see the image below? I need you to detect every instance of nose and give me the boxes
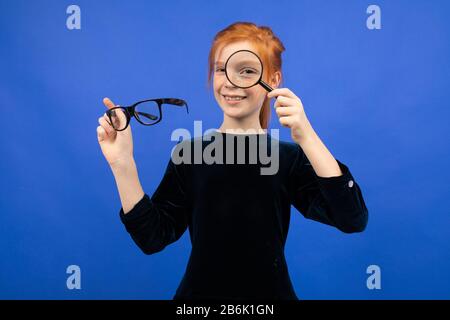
[224,76,238,89]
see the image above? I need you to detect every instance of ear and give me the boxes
[270,71,282,89]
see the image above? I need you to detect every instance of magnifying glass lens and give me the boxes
[225,51,263,88]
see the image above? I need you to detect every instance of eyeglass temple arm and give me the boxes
[159,99,189,114]
[135,111,159,120]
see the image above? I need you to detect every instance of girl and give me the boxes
[97,22,368,300]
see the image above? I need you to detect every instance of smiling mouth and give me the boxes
[222,95,247,101]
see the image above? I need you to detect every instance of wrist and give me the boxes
[294,119,316,146]
[109,155,136,172]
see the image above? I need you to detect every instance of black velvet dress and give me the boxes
[119,131,368,300]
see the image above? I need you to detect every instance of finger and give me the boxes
[103,97,117,110]
[267,88,296,99]
[106,107,128,131]
[274,96,297,109]
[99,116,114,136]
[275,106,299,117]
[102,113,112,126]
[97,126,106,142]
[279,115,295,128]
[101,112,115,128]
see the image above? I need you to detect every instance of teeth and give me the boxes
[224,95,245,101]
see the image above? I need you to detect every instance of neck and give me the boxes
[218,114,265,134]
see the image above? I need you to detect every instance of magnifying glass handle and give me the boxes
[259,80,274,92]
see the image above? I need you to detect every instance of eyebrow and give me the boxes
[214,61,224,66]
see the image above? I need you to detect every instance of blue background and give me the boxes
[1,0,449,299]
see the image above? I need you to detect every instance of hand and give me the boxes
[96,97,134,167]
[267,88,313,144]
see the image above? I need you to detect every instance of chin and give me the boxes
[220,103,250,117]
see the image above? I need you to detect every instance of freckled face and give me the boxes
[213,41,268,121]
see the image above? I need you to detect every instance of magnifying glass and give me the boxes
[224,49,274,92]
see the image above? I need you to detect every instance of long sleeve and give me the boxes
[119,158,190,254]
[288,144,368,233]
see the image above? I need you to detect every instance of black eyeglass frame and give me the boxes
[105,98,189,131]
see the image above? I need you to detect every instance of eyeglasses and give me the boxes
[105,98,189,131]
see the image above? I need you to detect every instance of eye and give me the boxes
[215,67,225,72]
[240,68,257,75]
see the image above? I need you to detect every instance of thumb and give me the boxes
[97,126,106,143]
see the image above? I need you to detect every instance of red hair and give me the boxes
[208,22,285,129]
